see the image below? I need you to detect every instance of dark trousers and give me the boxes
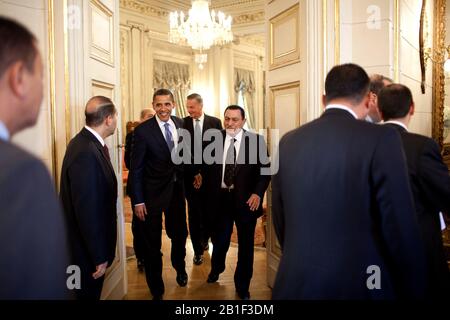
[75,260,105,300]
[138,183,188,296]
[131,208,146,262]
[210,189,257,293]
[185,184,212,255]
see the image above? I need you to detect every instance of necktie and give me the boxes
[194,119,202,163]
[164,122,174,151]
[103,144,111,162]
[224,138,236,187]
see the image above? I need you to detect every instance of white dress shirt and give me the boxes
[325,104,358,119]
[192,113,204,134]
[0,120,10,141]
[383,120,408,131]
[84,125,105,146]
[221,129,243,188]
[156,115,178,148]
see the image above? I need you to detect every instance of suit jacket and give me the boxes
[385,123,450,296]
[0,140,72,299]
[130,116,184,210]
[272,108,427,299]
[210,130,271,218]
[124,130,133,198]
[183,114,223,189]
[124,130,133,171]
[60,128,118,270]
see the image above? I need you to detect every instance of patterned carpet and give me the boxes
[123,196,266,247]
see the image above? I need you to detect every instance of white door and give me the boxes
[64,0,126,299]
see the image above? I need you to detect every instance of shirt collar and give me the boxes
[0,120,10,141]
[156,115,174,128]
[194,113,204,122]
[226,128,244,142]
[84,125,105,146]
[383,120,408,132]
[325,104,358,119]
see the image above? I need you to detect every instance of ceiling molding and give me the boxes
[122,0,265,25]
[233,11,264,24]
[120,0,170,18]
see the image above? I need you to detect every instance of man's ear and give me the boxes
[363,92,371,110]
[409,102,415,116]
[322,95,326,108]
[7,61,27,98]
[105,114,113,126]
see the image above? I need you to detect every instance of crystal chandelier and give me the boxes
[169,0,233,67]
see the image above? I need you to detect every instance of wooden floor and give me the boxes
[123,222,272,300]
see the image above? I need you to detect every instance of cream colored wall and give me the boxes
[0,0,55,172]
[338,0,434,136]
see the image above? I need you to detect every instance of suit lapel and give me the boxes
[81,128,117,188]
[149,117,171,155]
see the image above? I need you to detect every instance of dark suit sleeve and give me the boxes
[130,126,147,205]
[253,134,271,198]
[124,132,132,170]
[272,165,284,249]
[372,128,427,298]
[418,139,450,212]
[0,158,72,299]
[214,117,223,130]
[67,151,109,266]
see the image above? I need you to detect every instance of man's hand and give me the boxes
[246,194,261,211]
[193,173,202,189]
[92,261,108,279]
[134,204,147,221]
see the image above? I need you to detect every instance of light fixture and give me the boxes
[194,53,207,70]
[169,0,233,68]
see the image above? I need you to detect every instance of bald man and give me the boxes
[60,96,118,300]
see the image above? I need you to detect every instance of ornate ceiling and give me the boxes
[120,0,265,41]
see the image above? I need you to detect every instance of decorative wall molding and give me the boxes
[211,0,264,9]
[269,4,300,70]
[234,11,265,24]
[120,0,169,18]
[238,34,265,47]
[91,79,115,98]
[90,0,115,66]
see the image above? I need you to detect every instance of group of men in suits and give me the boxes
[2,17,449,301]
[272,63,450,299]
[127,89,270,300]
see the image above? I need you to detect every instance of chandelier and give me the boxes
[169,0,233,67]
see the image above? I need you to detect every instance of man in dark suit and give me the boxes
[124,107,155,271]
[272,63,427,299]
[130,88,188,300]
[378,83,450,299]
[0,17,71,299]
[183,93,222,265]
[60,96,118,300]
[207,105,271,300]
